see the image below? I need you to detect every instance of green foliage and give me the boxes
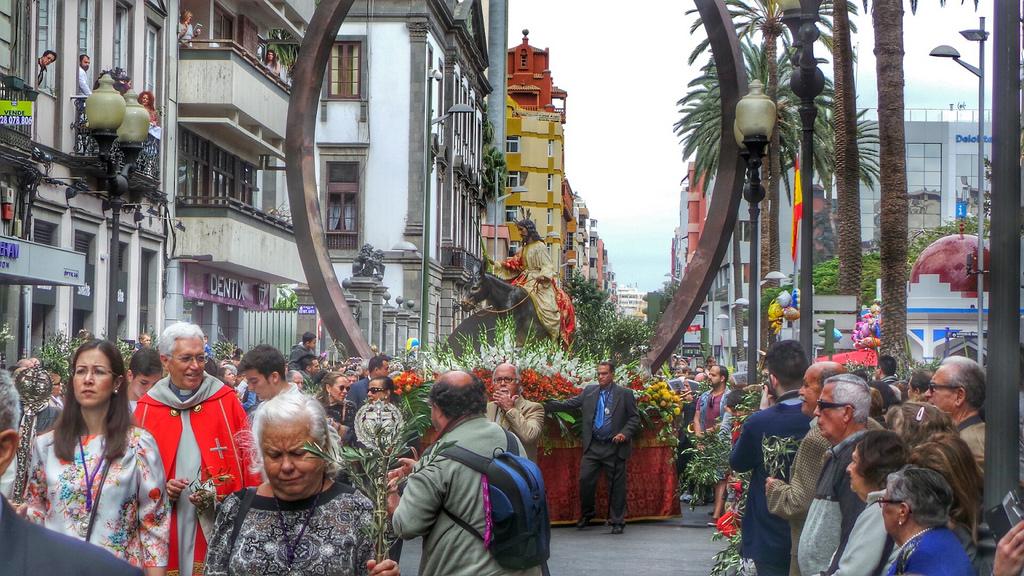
[37,333,84,384]
[563,272,653,363]
[212,339,236,362]
[813,252,881,305]
[272,286,298,310]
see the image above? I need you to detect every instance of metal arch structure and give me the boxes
[285,0,371,358]
[286,0,746,366]
[643,0,748,370]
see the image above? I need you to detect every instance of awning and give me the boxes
[0,236,85,286]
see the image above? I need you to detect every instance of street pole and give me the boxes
[493,165,500,262]
[782,0,826,360]
[107,188,123,341]
[974,16,986,365]
[984,0,1019,509]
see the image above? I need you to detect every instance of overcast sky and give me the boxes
[506,0,993,292]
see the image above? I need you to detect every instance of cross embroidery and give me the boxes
[210,438,228,460]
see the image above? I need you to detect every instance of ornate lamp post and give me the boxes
[781,0,825,358]
[930,18,988,364]
[735,80,777,386]
[84,75,149,341]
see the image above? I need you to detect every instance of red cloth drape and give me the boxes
[536,430,680,524]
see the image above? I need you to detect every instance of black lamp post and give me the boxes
[781,0,825,359]
[84,75,149,341]
[736,80,778,387]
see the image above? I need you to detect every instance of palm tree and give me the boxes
[872,0,909,360]
[830,0,864,299]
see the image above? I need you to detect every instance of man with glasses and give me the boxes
[545,361,639,534]
[486,363,545,461]
[796,374,871,576]
[135,322,261,576]
[925,355,986,468]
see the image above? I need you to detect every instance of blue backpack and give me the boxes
[442,430,551,572]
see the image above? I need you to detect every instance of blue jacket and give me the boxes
[729,394,812,565]
[886,526,974,576]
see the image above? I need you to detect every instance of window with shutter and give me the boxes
[328,42,361,99]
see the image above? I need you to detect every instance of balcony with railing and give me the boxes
[177,193,293,233]
[441,246,483,278]
[178,40,291,159]
[71,98,161,182]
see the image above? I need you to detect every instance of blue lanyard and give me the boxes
[78,437,105,512]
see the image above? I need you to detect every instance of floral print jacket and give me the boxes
[26,427,171,568]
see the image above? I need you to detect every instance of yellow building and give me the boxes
[503,96,565,270]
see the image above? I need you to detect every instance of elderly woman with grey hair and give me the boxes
[880,466,973,576]
[203,392,399,575]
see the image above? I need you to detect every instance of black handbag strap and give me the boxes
[84,460,111,542]
[228,488,258,552]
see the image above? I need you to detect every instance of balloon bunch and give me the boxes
[853,301,883,349]
[768,288,801,334]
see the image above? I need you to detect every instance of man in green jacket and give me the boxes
[389,371,541,576]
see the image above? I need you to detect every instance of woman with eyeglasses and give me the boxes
[24,339,171,574]
[879,466,973,576]
[827,430,907,575]
[908,433,983,562]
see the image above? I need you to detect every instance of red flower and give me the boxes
[148,487,161,501]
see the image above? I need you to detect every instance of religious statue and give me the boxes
[450,219,576,352]
[11,367,51,502]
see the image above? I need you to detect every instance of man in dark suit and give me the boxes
[350,354,390,410]
[730,340,812,576]
[545,360,640,534]
[0,370,141,576]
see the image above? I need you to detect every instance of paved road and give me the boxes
[398,504,726,575]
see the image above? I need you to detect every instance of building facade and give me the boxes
[315,0,490,344]
[0,0,179,359]
[858,113,992,248]
[162,0,314,345]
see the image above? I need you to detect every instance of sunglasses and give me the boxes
[816,399,852,411]
[369,387,386,394]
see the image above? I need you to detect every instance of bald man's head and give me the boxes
[800,361,846,417]
[430,370,487,420]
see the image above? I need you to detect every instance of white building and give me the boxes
[315,0,490,343]
[617,284,645,319]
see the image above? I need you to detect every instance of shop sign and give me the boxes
[0,236,84,286]
[0,100,33,126]
[298,305,317,315]
[183,264,270,310]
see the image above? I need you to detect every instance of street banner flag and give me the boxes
[791,158,802,263]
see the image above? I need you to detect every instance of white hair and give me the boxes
[826,373,872,423]
[159,322,205,355]
[0,371,21,431]
[248,391,341,477]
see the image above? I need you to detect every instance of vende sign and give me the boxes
[686,324,702,333]
[183,264,270,310]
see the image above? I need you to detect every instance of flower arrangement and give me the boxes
[392,370,425,396]
[636,380,683,425]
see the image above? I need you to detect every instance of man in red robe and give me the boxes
[135,323,260,576]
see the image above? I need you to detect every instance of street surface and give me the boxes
[399,504,726,575]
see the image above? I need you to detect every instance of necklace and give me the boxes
[78,437,106,513]
[273,477,325,569]
[893,526,933,574]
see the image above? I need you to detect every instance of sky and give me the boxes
[506,0,994,293]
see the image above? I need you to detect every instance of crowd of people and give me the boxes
[668,341,1024,576]
[3,322,1024,575]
